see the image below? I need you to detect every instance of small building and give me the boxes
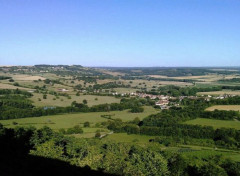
[58,88,69,92]
[155,100,169,106]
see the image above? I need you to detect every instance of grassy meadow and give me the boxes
[0,106,158,130]
[197,90,240,96]
[183,118,240,130]
[206,105,240,111]
[104,133,154,144]
[30,93,121,107]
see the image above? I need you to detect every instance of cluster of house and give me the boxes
[132,93,172,109]
[112,92,129,97]
[202,94,236,101]
[132,93,170,100]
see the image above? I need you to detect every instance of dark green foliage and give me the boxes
[93,82,130,90]
[0,76,11,80]
[13,82,20,86]
[83,121,90,127]
[0,123,239,176]
[130,106,144,113]
[43,94,47,99]
[95,132,101,138]
[201,109,240,120]
[82,99,87,104]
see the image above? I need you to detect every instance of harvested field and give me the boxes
[197,90,240,95]
[0,83,33,90]
[206,105,240,111]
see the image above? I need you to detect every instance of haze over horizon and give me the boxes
[0,0,240,67]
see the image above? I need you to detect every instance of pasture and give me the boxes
[104,133,154,144]
[121,79,192,91]
[206,105,240,111]
[180,146,240,162]
[0,82,33,90]
[197,90,240,95]
[113,88,139,94]
[0,106,158,129]
[30,93,121,107]
[71,128,110,138]
[183,118,240,130]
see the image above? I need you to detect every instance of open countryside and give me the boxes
[1,0,240,175]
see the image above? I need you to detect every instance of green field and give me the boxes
[206,105,240,111]
[30,93,121,107]
[113,87,139,94]
[183,118,240,130]
[179,145,240,162]
[104,133,154,144]
[0,106,158,129]
[71,128,110,138]
[197,90,240,95]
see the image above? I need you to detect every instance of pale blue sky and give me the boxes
[0,0,240,66]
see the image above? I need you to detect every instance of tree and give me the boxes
[43,94,47,99]
[130,106,144,113]
[83,99,88,105]
[30,140,64,159]
[84,121,90,127]
[95,132,101,138]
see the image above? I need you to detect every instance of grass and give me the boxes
[0,106,158,129]
[206,105,240,111]
[183,118,240,130]
[180,146,240,162]
[30,93,121,107]
[103,133,154,144]
[71,128,110,138]
[113,88,139,94]
[197,90,240,95]
[110,106,159,121]
[0,82,33,90]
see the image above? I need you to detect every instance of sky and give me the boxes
[0,0,240,67]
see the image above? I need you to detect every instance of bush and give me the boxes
[43,94,47,99]
[95,132,101,138]
[130,106,144,113]
[83,121,90,127]
[12,121,18,125]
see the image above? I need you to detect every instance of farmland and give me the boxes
[29,93,121,107]
[206,105,240,111]
[197,90,240,95]
[183,118,240,130]
[1,66,240,175]
[0,106,158,129]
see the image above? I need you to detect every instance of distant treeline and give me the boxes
[110,67,240,77]
[0,76,11,80]
[145,85,240,96]
[120,75,196,83]
[93,82,130,90]
[219,78,240,83]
